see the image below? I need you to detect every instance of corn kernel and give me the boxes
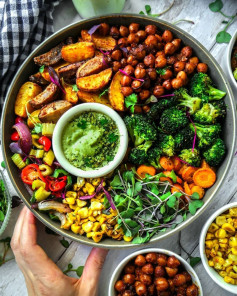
[61,221,72,230]
[77,208,89,219]
[208,223,219,233]
[215,229,226,238]
[82,221,93,233]
[89,216,96,222]
[91,232,103,243]
[66,191,77,199]
[219,238,228,244]
[213,256,225,265]
[230,208,237,217]
[222,223,235,233]
[219,271,227,278]
[208,260,214,267]
[76,199,87,208]
[69,204,77,210]
[98,217,106,224]
[71,224,81,234]
[85,183,95,195]
[92,222,101,232]
[206,233,214,240]
[90,201,103,211]
[92,178,101,186]
[86,232,93,238]
[223,259,233,267]
[79,229,85,235]
[232,247,237,255]
[228,254,237,261]
[65,197,75,205]
[233,265,237,273]
[229,271,237,279]
[229,237,237,247]
[216,216,227,226]
[224,276,235,284]
[214,263,223,270]
[93,210,98,217]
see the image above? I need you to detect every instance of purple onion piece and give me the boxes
[9,141,23,154]
[13,122,32,154]
[102,187,116,210]
[119,69,144,82]
[31,203,38,209]
[48,66,66,94]
[88,24,101,36]
[175,156,195,168]
[79,193,97,200]
[158,93,175,98]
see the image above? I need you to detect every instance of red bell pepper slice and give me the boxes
[21,164,45,185]
[46,176,67,192]
[11,131,20,141]
[38,136,51,152]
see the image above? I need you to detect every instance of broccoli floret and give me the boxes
[203,138,226,167]
[148,96,177,121]
[174,87,202,115]
[128,141,152,164]
[193,101,226,124]
[190,73,226,102]
[160,107,188,134]
[189,122,221,149]
[124,114,157,147]
[174,126,195,151]
[147,146,162,169]
[158,133,175,157]
[179,148,201,167]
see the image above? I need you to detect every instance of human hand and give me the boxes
[11,206,108,296]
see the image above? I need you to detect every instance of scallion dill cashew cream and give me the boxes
[62,111,120,170]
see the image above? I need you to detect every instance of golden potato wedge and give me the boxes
[76,56,106,78]
[61,42,95,63]
[39,100,72,123]
[27,109,41,129]
[77,90,112,107]
[41,61,69,82]
[29,83,59,109]
[81,30,116,51]
[76,68,112,92]
[62,80,78,104]
[15,82,42,118]
[109,71,124,111]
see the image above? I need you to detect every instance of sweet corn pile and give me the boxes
[61,177,126,243]
[205,207,237,285]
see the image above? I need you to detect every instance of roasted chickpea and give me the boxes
[174,61,186,72]
[121,86,133,96]
[132,80,143,92]
[185,62,195,74]
[143,78,151,89]
[165,267,178,277]
[129,23,140,33]
[176,71,188,85]
[140,273,152,286]
[137,62,146,69]
[189,56,199,66]
[135,255,146,267]
[171,77,183,89]
[124,263,135,274]
[155,55,167,68]
[145,25,157,35]
[167,256,181,268]
[121,75,132,86]
[131,47,146,60]
[145,35,158,47]
[121,58,127,67]
[172,38,181,50]
[99,23,110,36]
[115,280,126,292]
[197,62,208,73]
[144,54,155,67]
[145,253,157,264]
[157,254,168,266]
[156,50,166,58]
[141,263,154,275]
[154,266,166,277]
[176,286,187,296]
[134,67,146,79]
[127,55,138,67]
[118,37,128,46]
[186,284,198,296]
[135,267,142,277]
[155,277,169,291]
[123,273,135,285]
[168,278,175,292]
[142,105,151,113]
[110,26,120,39]
[119,25,129,37]
[123,65,134,75]
[153,85,165,97]
[122,291,133,296]
[164,42,176,55]
[112,61,121,72]
[139,89,150,100]
[181,46,193,58]
[173,274,186,286]
[127,33,139,44]
[182,271,192,283]
[136,283,147,296]
[163,79,172,90]
[167,55,177,65]
[155,34,163,43]
[147,68,157,80]
[148,284,155,295]
[135,280,141,287]
[137,30,147,41]
[162,30,173,42]
[160,69,173,80]
[111,49,122,61]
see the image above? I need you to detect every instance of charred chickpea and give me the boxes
[156,51,166,58]
[127,33,139,44]
[123,65,134,75]
[99,23,110,36]
[127,55,138,67]
[163,79,172,90]
[154,266,166,277]
[185,62,195,75]
[173,274,186,286]
[189,56,199,66]
[148,284,155,295]
[143,78,151,89]
[174,61,186,72]
[172,38,181,50]
[155,277,169,291]
[114,280,126,292]
[119,25,129,37]
[161,69,173,80]
[186,284,198,296]
[168,278,175,292]
[137,30,147,41]
[197,62,208,73]
[118,37,128,46]
[144,54,155,67]
[129,23,140,33]
[155,55,167,68]
[157,254,168,267]
[171,77,183,89]
[142,105,151,113]
[140,273,152,286]
[123,274,136,285]
[141,263,154,275]
[164,42,176,55]
[124,263,135,274]
[122,291,133,296]
[110,26,120,39]
[135,280,141,287]
[134,67,146,79]
[165,267,178,277]
[176,71,188,85]
[181,46,193,58]
[145,25,157,35]
[121,87,133,97]
[145,35,158,47]
[135,283,147,296]
[112,61,122,72]
[145,253,157,264]
[135,255,146,267]
[137,62,146,69]
[167,255,181,268]
[121,75,132,86]
[147,68,157,80]
[182,271,192,283]
[176,286,187,295]
[167,55,177,65]
[111,49,122,61]
[121,58,127,67]
[155,34,163,43]
[139,89,150,100]
[153,85,165,97]
[135,267,142,277]
[162,30,173,42]
[133,47,146,60]
[132,80,143,92]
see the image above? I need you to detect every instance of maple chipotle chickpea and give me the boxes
[145,252,157,264]
[121,75,132,86]
[121,86,133,97]
[162,30,173,42]
[197,62,208,73]
[119,25,129,37]
[129,23,140,33]
[110,26,120,39]
[99,23,110,36]
[153,85,165,97]
[145,25,157,35]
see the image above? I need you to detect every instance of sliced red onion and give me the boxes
[9,141,23,154]
[158,93,175,98]
[13,122,32,154]
[120,47,128,54]
[99,49,111,55]
[102,187,116,210]
[79,193,97,200]
[175,156,194,168]
[48,66,66,94]
[88,24,101,36]
[186,111,197,152]
[119,69,144,82]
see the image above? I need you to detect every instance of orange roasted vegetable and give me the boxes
[61,42,95,63]
[137,165,156,179]
[81,30,116,50]
[193,168,216,188]
[109,71,125,111]
[159,156,174,171]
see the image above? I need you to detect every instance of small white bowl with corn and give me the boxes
[199,202,237,294]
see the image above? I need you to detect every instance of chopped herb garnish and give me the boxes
[77,120,87,129]
[125,93,138,113]
[72,84,78,91]
[100,118,109,126]
[63,263,84,277]
[99,88,109,98]
[39,65,45,73]
[31,123,43,134]
[106,155,113,162]
[108,133,119,143]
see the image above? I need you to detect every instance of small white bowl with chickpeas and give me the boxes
[200,202,237,294]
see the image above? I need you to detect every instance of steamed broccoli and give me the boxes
[203,138,226,167]
[193,101,226,124]
[128,141,153,164]
[148,96,177,122]
[160,107,188,134]
[179,148,201,167]
[190,73,226,102]
[158,133,175,157]
[174,126,195,151]
[147,146,162,169]
[124,114,157,147]
[189,122,221,149]
[175,87,202,115]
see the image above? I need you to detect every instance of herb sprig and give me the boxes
[63,263,84,277]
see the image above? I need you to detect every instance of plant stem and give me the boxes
[220,11,236,19]
[223,15,236,32]
[172,19,194,25]
[156,0,175,17]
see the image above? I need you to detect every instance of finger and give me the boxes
[19,206,37,248]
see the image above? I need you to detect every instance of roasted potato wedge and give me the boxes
[29,83,59,109]
[76,68,112,92]
[41,61,69,82]
[27,109,41,129]
[15,82,42,118]
[58,61,84,83]
[29,72,49,86]
[61,42,95,63]
[77,90,112,107]
[81,30,116,51]
[76,56,107,78]
[39,100,72,123]
[34,43,64,66]
[62,80,78,104]
[109,71,124,111]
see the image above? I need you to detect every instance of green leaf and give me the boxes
[106,155,113,162]
[76,266,84,277]
[160,204,166,214]
[189,200,204,215]
[120,209,135,218]
[39,65,45,73]
[110,175,123,188]
[30,192,36,204]
[183,212,187,221]
[125,94,138,113]
[68,263,73,270]
[191,192,200,200]
[0,210,4,222]
[160,191,172,201]
[123,170,135,184]
[99,88,109,98]
[216,30,232,43]
[134,196,143,208]
[108,132,119,143]
[72,84,78,91]
[49,213,59,221]
[169,170,177,183]
[1,161,5,168]
[145,5,151,14]
[77,120,87,129]
[126,187,133,196]
[132,233,150,244]
[134,182,142,195]
[209,0,223,12]
[124,219,138,228]
[100,118,109,126]
[190,256,201,267]
[167,196,176,208]
[32,123,43,134]
[60,238,70,248]
[139,11,145,15]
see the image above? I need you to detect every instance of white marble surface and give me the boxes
[0,0,237,295]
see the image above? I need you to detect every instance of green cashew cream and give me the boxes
[62,111,119,171]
